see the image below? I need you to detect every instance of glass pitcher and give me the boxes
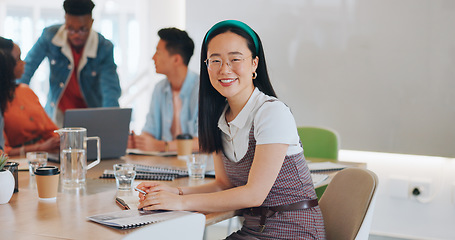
[54,127,100,188]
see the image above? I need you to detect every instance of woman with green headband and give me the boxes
[137,20,325,239]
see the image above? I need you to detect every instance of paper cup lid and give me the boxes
[35,166,60,176]
[176,133,193,140]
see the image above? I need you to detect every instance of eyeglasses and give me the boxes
[66,27,90,35]
[204,55,251,72]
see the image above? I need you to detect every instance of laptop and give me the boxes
[63,107,132,160]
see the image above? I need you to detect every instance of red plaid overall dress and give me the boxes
[224,126,326,239]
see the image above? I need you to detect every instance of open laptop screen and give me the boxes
[63,107,132,160]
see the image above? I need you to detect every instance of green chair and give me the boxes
[297,126,339,162]
[297,126,339,199]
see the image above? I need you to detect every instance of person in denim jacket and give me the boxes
[17,0,121,126]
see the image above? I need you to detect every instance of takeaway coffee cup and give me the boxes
[176,134,193,158]
[35,166,60,200]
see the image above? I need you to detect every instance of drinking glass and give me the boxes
[27,152,48,177]
[186,154,207,180]
[113,164,136,191]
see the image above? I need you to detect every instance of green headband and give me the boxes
[204,20,259,55]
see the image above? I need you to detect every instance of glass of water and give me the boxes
[26,152,48,177]
[186,154,207,180]
[113,163,136,191]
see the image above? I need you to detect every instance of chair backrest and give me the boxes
[122,212,206,240]
[297,126,339,161]
[319,168,378,240]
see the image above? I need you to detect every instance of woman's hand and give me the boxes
[39,136,60,152]
[136,182,183,211]
[136,182,179,196]
[138,190,184,211]
[136,181,181,209]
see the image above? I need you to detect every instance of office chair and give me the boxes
[122,212,206,240]
[297,126,339,161]
[318,168,379,240]
[297,126,339,199]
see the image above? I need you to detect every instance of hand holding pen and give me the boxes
[128,130,136,149]
[135,187,147,197]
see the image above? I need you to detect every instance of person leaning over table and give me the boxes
[0,38,59,157]
[17,0,121,127]
[128,28,199,152]
[136,20,325,239]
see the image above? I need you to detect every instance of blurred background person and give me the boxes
[128,28,199,152]
[0,37,59,156]
[17,0,121,127]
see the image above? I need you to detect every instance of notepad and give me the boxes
[311,173,329,186]
[308,162,348,173]
[100,170,180,181]
[99,164,216,181]
[87,209,196,229]
[134,164,216,178]
[134,164,188,175]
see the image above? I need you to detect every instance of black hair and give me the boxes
[198,25,276,153]
[0,37,13,52]
[63,0,95,16]
[157,28,194,66]
[0,49,16,114]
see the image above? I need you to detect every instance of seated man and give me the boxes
[129,28,198,152]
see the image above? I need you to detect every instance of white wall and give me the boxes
[120,0,187,132]
[186,0,455,158]
[339,151,455,240]
[185,0,455,239]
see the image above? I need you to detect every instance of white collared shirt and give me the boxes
[218,88,303,162]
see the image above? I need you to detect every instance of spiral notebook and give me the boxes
[134,164,216,178]
[308,162,348,173]
[87,209,195,229]
[134,164,189,175]
[100,164,215,181]
[100,170,181,181]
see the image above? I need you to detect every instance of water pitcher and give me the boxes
[55,127,100,188]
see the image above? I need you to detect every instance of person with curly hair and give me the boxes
[0,37,59,156]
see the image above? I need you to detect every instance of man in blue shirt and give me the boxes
[18,0,121,126]
[129,28,199,152]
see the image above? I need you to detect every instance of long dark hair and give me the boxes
[198,23,277,153]
[0,49,16,114]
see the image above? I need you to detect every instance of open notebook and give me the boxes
[87,209,196,229]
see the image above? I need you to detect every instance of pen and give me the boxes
[130,131,136,149]
[134,187,147,195]
[115,197,130,210]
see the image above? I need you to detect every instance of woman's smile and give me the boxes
[219,77,238,86]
